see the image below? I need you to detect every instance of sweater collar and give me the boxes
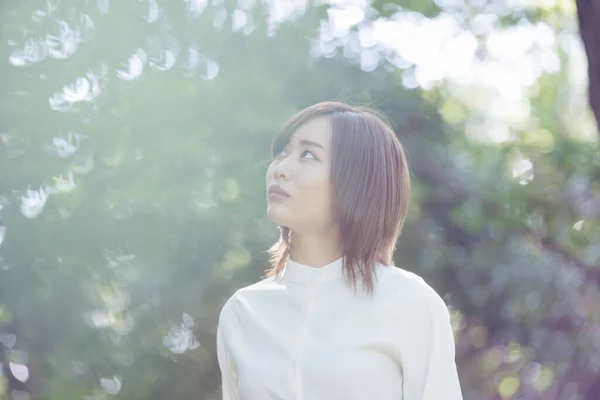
[281,256,345,283]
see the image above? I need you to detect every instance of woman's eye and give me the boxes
[301,150,316,159]
[274,149,287,158]
[273,149,316,160]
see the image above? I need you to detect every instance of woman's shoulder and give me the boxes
[374,264,449,315]
[218,276,281,321]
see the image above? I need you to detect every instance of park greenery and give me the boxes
[0,0,599,399]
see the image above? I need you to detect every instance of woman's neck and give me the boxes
[288,230,342,268]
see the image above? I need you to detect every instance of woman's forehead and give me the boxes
[288,116,332,146]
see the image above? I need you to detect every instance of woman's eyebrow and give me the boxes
[298,139,326,150]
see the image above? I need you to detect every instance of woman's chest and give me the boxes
[232,294,401,399]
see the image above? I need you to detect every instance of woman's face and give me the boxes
[265,116,335,234]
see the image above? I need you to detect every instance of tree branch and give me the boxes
[539,235,600,284]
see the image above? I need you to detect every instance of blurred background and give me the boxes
[0,0,599,399]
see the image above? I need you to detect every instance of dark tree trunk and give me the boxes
[577,1,600,396]
[576,0,600,133]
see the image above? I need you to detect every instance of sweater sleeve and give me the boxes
[395,282,463,400]
[216,295,240,400]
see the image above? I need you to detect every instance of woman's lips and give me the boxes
[267,184,290,201]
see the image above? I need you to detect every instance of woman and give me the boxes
[216,101,463,399]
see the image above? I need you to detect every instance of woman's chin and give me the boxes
[266,206,288,226]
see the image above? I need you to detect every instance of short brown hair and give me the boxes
[264,101,411,295]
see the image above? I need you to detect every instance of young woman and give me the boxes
[216,101,463,399]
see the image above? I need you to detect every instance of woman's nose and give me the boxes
[273,158,291,180]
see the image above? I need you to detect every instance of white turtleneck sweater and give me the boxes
[216,257,463,400]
